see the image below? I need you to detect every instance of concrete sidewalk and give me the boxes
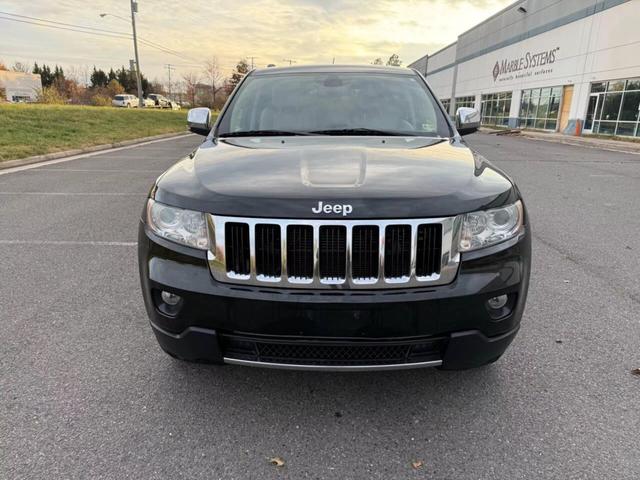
[480,127,640,155]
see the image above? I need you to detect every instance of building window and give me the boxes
[590,78,640,137]
[440,98,451,113]
[518,86,562,131]
[455,96,475,110]
[480,92,512,126]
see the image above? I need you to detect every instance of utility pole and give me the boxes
[282,58,296,66]
[130,0,143,107]
[165,64,176,99]
[248,56,258,69]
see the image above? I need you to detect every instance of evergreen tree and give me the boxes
[90,66,108,88]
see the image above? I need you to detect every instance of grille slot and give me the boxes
[319,225,346,280]
[255,224,281,278]
[287,225,314,279]
[416,224,442,277]
[352,226,379,281]
[384,225,411,279]
[225,222,250,276]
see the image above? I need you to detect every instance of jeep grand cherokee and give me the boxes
[138,65,531,371]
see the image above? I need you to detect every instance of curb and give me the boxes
[0,131,192,171]
[479,128,640,155]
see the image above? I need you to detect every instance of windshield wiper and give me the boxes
[219,130,312,137]
[308,128,412,136]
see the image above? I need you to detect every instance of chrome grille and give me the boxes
[207,215,461,290]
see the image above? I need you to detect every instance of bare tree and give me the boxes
[12,61,31,73]
[203,57,226,109]
[182,71,200,106]
[386,54,402,67]
[372,58,383,65]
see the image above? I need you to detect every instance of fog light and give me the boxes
[487,295,508,310]
[161,291,181,306]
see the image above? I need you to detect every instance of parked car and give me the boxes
[147,93,172,109]
[138,65,531,371]
[112,94,137,108]
[142,97,155,108]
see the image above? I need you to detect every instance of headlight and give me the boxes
[459,200,523,252]
[146,199,209,249]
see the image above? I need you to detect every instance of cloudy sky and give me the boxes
[0,0,512,84]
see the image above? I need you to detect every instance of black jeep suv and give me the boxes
[138,65,531,371]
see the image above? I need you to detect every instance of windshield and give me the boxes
[217,72,450,137]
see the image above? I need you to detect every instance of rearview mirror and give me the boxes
[455,107,481,136]
[187,107,212,136]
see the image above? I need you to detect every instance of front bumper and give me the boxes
[138,222,531,370]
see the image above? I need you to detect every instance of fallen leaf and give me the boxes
[631,368,640,376]
[411,460,423,469]
[555,339,563,344]
[269,457,285,467]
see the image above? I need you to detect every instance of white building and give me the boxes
[409,0,640,137]
[0,71,42,102]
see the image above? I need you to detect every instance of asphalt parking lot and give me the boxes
[1,132,638,479]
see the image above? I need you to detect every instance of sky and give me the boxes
[0,0,513,85]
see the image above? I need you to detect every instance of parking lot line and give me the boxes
[18,168,164,173]
[0,133,196,176]
[0,240,137,246]
[0,192,145,196]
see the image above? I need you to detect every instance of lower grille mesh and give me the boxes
[221,334,447,366]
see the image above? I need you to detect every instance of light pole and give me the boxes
[99,6,143,107]
[129,1,143,107]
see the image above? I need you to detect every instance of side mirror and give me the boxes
[455,107,481,136]
[187,107,212,136]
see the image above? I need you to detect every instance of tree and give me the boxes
[0,60,8,71]
[107,68,117,82]
[228,59,250,93]
[115,66,149,94]
[372,58,383,65]
[12,61,30,73]
[90,67,108,88]
[182,72,200,106]
[203,57,226,109]
[386,54,402,67]
[106,79,125,97]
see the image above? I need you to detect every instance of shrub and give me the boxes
[106,79,125,97]
[90,94,112,107]
[36,86,65,104]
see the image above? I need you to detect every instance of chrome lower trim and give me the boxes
[207,215,462,290]
[223,357,443,371]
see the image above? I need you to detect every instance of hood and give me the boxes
[153,136,517,219]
